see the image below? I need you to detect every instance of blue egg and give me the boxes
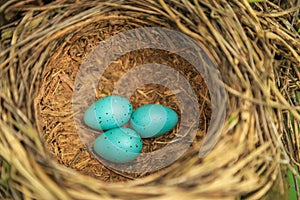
[93,128,143,163]
[130,104,178,138]
[84,95,132,131]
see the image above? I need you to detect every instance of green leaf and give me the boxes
[288,166,300,200]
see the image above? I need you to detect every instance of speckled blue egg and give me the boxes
[84,95,132,131]
[93,128,143,163]
[130,104,178,138]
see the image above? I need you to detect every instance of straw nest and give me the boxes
[0,0,299,199]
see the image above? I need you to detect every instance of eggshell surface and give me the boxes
[93,128,143,163]
[130,104,178,138]
[84,95,132,131]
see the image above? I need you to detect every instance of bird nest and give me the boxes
[0,0,299,199]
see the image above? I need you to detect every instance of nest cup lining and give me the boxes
[36,20,212,181]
